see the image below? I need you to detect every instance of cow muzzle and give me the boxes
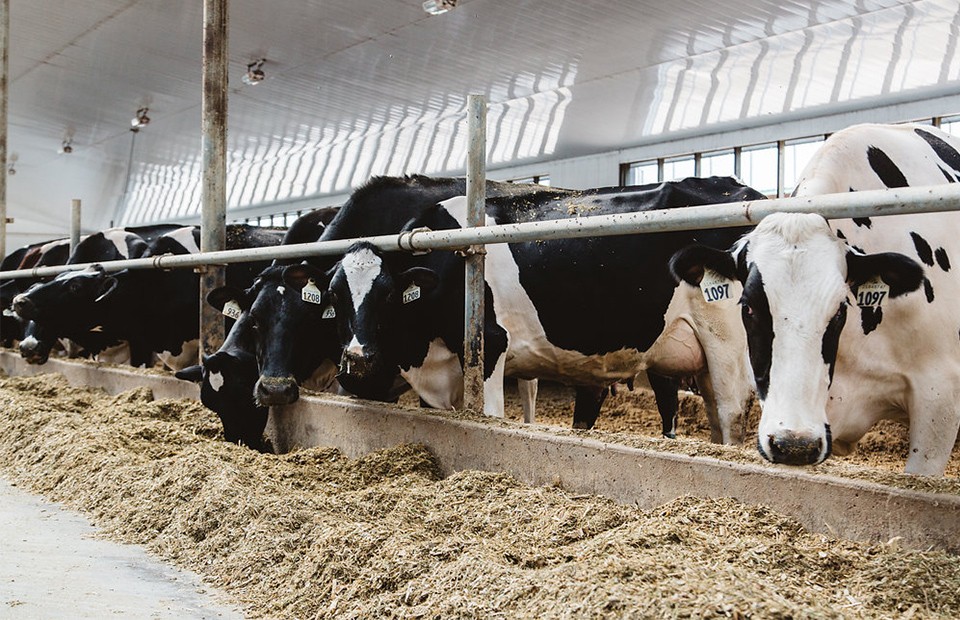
[255,375,300,406]
[758,425,831,466]
[19,338,49,365]
[338,349,375,379]
[12,294,37,320]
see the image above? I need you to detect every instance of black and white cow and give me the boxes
[14,224,285,371]
[0,239,68,346]
[308,176,763,443]
[672,123,959,475]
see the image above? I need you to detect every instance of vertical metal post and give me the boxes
[69,199,81,254]
[0,0,8,265]
[200,0,228,358]
[463,94,486,414]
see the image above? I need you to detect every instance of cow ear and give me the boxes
[94,276,119,303]
[174,365,203,383]
[398,267,439,292]
[669,244,737,286]
[846,251,924,298]
[283,264,326,289]
[207,286,248,311]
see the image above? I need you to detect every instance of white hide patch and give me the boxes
[341,247,382,313]
[277,286,286,296]
[20,335,38,349]
[103,229,137,258]
[208,370,225,392]
[165,227,202,254]
[402,338,464,409]
[437,196,646,384]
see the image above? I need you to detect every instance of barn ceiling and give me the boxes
[6,0,960,244]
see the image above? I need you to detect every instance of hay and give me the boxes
[1,374,959,619]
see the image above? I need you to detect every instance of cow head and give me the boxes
[208,265,338,407]
[670,213,923,467]
[12,265,120,362]
[322,241,438,386]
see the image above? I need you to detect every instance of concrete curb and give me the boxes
[2,352,958,554]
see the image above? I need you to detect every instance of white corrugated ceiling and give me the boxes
[6,0,960,245]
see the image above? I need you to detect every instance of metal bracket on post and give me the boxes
[397,226,433,255]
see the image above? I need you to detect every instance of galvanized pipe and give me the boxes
[69,199,81,254]
[0,0,8,265]
[3,182,960,281]
[463,95,486,414]
[200,0,228,357]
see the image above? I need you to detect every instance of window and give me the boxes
[740,143,779,197]
[509,174,551,186]
[662,156,695,182]
[700,150,735,178]
[622,160,658,186]
[782,137,825,195]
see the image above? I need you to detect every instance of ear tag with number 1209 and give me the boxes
[699,268,733,303]
[301,280,323,305]
[222,300,242,320]
[856,276,890,308]
[402,283,421,304]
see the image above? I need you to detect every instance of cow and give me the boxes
[301,176,763,443]
[671,123,960,475]
[206,178,567,412]
[13,224,285,371]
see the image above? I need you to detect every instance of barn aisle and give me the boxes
[0,476,243,619]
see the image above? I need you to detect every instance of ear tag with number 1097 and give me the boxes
[222,300,242,320]
[301,280,323,305]
[699,268,733,303]
[856,276,890,309]
[402,283,421,304]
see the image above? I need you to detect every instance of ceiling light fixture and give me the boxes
[7,153,17,175]
[422,0,456,15]
[59,138,73,154]
[130,107,150,132]
[242,59,266,86]
[7,164,15,175]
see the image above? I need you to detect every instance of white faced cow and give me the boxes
[673,123,960,475]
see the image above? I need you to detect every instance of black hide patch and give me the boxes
[915,127,960,176]
[740,266,773,401]
[852,217,872,228]
[910,232,935,266]
[836,230,847,240]
[935,247,951,272]
[821,304,847,384]
[860,306,883,335]
[867,146,909,188]
[923,277,935,303]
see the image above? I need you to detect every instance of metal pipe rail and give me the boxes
[2,182,960,281]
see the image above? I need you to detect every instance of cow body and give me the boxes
[326,177,762,442]
[673,123,960,475]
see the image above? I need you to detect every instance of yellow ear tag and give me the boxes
[402,283,421,304]
[856,276,890,308]
[301,279,323,305]
[222,300,242,320]
[699,268,733,303]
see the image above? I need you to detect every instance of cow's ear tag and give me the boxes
[402,283,421,304]
[699,268,733,303]
[322,305,336,319]
[222,300,242,320]
[855,276,890,309]
[301,279,323,305]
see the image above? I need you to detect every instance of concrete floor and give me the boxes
[0,477,244,620]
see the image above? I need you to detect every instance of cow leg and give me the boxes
[904,383,960,476]
[647,371,680,439]
[572,386,608,430]
[481,350,506,418]
[517,378,537,423]
[695,371,723,444]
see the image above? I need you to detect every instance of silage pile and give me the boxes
[1,373,959,619]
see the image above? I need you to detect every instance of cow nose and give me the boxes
[12,294,35,319]
[761,430,829,466]
[19,339,48,365]
[255,376,300,406]
[339,349,373,378]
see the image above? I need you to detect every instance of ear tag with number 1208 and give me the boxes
[222,300,242,320]
[301,280,323,305]
[699,268,734,303]
[856,276,890,309]
[402,283,421,304]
